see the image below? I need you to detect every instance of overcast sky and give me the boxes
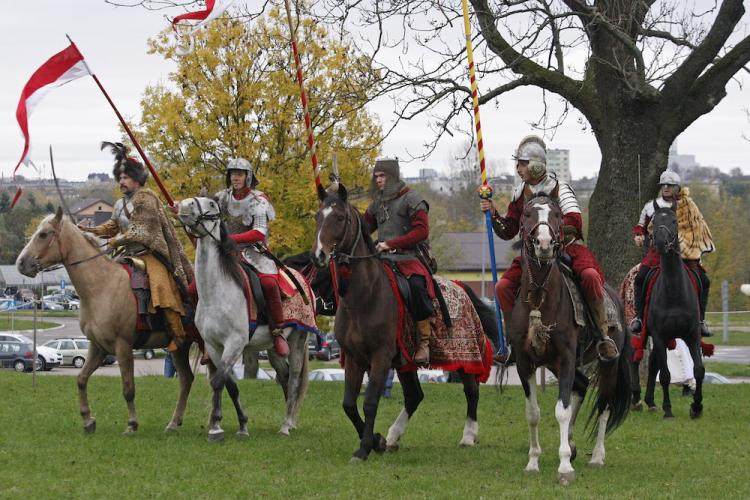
[1,1,749,183]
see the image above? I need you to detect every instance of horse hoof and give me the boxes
[373,433,387,454]
[648,406,658,412]
[588,461,605,468]
[631,401,644,412]
[459,438,476,448]
[524,466,539,474]
[83,419,96,434]
[663,414,675,420]
[349,456,365,464]
[122,428,137,436]
[558,471,576,485]
[208,430,225,443]
[690,408,703,419]
[279,427,291,436]
[385,444,399,453]
[236,430,250,439]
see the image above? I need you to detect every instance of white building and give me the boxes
[546,149,571,183]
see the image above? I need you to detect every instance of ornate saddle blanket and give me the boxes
[239,266,319,336]
[382,265,493,382]
[562,273,621,331]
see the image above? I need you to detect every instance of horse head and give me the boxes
[651,204,679,255]
[521,194,562,261]
[17,207,67,277]
[312,182,361,268]
[177,197,222,239]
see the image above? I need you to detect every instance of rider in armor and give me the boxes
[364,158,435,366]
[480,135,619,361]
[629,170,715,337]
[81,142,194,352]
[214,158,290,357]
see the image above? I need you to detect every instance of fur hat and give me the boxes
[101,142,149,185]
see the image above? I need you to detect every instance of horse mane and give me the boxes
[215,222,245,290]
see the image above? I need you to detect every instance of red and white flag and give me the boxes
[171,0,235,54]
[11,43,90,207]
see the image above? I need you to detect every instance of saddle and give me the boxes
[383,260,453,331]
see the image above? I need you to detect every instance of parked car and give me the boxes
[309,368,346,381]
[43,337,115,367]
[417,369,447,383]
[0,334,62,370]
[133,349,156,360]
[703,372,731,384]
[42,293,80,310]
[307,333,320,360]
[315,334,341,361]
[67,299,80,310]
[0,340,42,372]
[13,300,64,311]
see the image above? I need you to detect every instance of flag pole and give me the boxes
[65,35,176,207]
[282,0,323,190]
[460,0,505,356]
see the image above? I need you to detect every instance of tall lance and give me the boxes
[65,35,176,208]
[460,0,506,356]
[282,0,323,191]
[48,145,75,223]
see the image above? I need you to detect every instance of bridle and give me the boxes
[324,202,378,265]
[653,218,679,255]
[521,199,563,310]
[181,197,222,245]
[30,220,109,273]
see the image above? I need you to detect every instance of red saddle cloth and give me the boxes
[630,265,714,362]
[382,265,493,382]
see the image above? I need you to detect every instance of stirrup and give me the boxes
[629,317,642,333]
[596,337,619,362]
[700,322,713,337]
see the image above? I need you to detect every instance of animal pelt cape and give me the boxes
[118,188,194,289]
[650,187,714,260]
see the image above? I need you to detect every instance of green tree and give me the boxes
[137,12,382,255]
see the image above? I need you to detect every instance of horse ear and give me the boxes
[53,206,63,225]
[338,183,348,202]
[317,184,327,202]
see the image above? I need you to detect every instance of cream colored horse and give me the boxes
[16,208,196,435]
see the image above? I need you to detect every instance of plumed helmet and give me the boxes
[225,157,258,188]
[658,170,681,186]
[101,141,149,185]
[373,158,400,181]
[513,135,547,180]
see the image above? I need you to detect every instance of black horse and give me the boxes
[642,205,705,419]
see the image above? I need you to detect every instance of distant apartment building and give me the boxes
[87,173,112,184]
[546,149,571,183]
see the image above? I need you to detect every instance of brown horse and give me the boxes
[16,208,196,434]
[509,194,631,485]
[311,183,496,462]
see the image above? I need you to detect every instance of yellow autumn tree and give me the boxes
[137,10,382,255]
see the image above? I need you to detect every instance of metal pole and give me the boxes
[722,280,729,343]
[32,294,38,388]
[481,231,486,298]
[460,0,505,355]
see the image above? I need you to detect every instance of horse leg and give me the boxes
[567,370,589,463]
[352,351,391,462]
[206,361,226,442]
[224,375,249,438]
[631,360,644,411]
[114,342,138,435]
[342,355,366,455]
[644,350,658,411]
[165,344,195,432]
[458,369,480,447]
[279,329,306,435]
[519,361,542,473]
[207,338,247,442]
[589,407,611,467]
[688,337,705,419]
[268,347,290,400]
[555,357,576,485]
[77,344,108,433]
[652,340,673,419]
[385,370,424,452]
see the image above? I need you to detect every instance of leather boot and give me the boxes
[272,328,289,358]
[629,279,645,333]
[414,319,431,366]
[164,309,186,353]
[590,297,619,362]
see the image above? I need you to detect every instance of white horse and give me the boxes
[177,197,310,441]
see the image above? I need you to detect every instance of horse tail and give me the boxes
[587,287,632,438]
[459,282,500,352]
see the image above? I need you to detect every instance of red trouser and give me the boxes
[495,244,605,314]
[187,276,284,327]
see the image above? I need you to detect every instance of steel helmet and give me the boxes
[658,170,681,186]
[513,135,547,180]
[225,157,258,188]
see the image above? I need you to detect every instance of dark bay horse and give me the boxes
[16,208,196,434]
[311,183,497,462]
[509,194,631,485]
[642,205,704,419]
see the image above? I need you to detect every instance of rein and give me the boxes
[182,197,222,245]
[35,221,109,273]
[329,204,378,264]
[654,223,679,255]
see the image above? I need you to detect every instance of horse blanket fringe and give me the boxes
[382,265,493,382]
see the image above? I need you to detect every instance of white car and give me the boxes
[0,334,62,371]
[417,369,447,383]
[309,368,346,382]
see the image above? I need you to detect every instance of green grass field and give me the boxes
[1,373,748,498]
[0,318,59,331]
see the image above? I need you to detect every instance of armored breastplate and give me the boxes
[374,195,413,243]
[112,197,135,232]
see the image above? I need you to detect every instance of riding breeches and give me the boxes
[259,275,285,328]
[407,275,435,322]
[495,245,605,314]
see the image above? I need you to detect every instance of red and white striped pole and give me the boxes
[461,0,506,356]
[283,0,322,190]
